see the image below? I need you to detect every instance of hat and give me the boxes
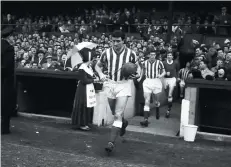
[139,49,144,53]
[224,39,230,44]
[192,39,199,45]
[1,25,14,38]
[200,44,206,47]
[46,55,52,59]
[37,50,44,55]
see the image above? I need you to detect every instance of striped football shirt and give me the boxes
[144,60,165,79]
[99,46,136,81]
[179,68,190,81]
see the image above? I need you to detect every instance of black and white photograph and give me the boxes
[1,1,231,166]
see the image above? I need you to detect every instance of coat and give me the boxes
[71,63,95,128]
[1,39,16,117]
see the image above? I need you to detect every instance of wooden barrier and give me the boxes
[16,69,138,124]
[180,79,231,136]
[16,69,177,126]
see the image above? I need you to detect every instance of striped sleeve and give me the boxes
[159,60,165,70]
[178,69,182,79]
[99,50,107,65]
[129,50,136,64]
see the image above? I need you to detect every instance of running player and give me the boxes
[95,30,138,153]
[140,50,166,127]
[177,61,191,99]
[163,52,180,118]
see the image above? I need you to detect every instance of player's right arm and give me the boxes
[158,60,166,78]
[178,68,182,81]
[95,50,107,81]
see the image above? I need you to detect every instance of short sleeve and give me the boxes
[129,50,136,64]
[159,61,165,70]
[99,50,107,65]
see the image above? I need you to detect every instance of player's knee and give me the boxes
[168,96,173,102]
[112,114,123,128]
[155,101,160,107]
[179,84,184,88]
[112,120,123,128]
[144,105,150,111]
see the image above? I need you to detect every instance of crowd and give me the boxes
[187,38,231,81]
[12,31,182,70]
[2,6,231,36]
[11,29,231,80]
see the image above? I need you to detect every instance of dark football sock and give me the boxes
[109,127,120,143]
[168,102,172,111]
[156,107,159,113]
[144,111,149,120]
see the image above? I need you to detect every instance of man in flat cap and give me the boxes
[1,25,16,134]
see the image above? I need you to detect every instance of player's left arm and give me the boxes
[159,61,166,78]
[175,60,180,74]
[129,50,144,81]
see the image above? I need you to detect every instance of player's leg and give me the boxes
[179,80,185,99]
[140,79,152,127]
[153,92,161,120]
[108,98,116,115]
[140,92,151,127]
[105,96,129,152]
[166,78,176,118]
[153,79,163,119]
[104,81,117,115]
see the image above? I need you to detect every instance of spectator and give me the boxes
[36,50,46,67]
[31,62,39,69]
[3,14,15,26]
[215,67,227,81]
[199,60,215,80]
[224,51,231,69]
[41,54,58,70]
[214,6,231,35]
[211,58,224,73]
[199,20,214,35]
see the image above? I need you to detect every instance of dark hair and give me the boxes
[37,50,44,55]
[217,48,223,52]
[112,30,125,40]
[201,59,209,65]
[195,46,201,50]
[147,48,156,55]
[217,57,224,62]
[215,67,226,79]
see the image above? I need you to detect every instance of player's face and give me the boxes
[186,62,190,68]
[167,53,173,60]
[112,37,124,50]
[149,52,156,61]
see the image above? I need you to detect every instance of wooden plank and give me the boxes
[188,87,198,125]
[16,68,81,80]
[186,79,231,90]
[184,87,191,101]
